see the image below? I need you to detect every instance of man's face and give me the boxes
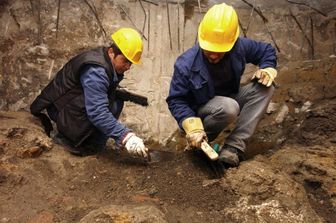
[108,48,132,74]
[203,50,225,64]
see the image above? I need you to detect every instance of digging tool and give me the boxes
[145,149,174,164]
[116,86,149,106]
[201,140,219,160]
[114,149,173,165]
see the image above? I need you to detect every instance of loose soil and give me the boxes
[1,102,336,222]
[0,112,239,222]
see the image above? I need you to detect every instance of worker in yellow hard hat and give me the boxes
[31,28,149,158]
[166,3,278,167]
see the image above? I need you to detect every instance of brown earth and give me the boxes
[0,111,239,222]
[0,82,336,222]
[1,0,336,222]
[1,29,336,223]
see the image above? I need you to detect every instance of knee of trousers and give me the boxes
[213,98,240,123]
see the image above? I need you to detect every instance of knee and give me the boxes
[214,98,240,121]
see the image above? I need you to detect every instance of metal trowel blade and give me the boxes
[147,150,174,164]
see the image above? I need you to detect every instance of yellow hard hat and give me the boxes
[111,28,143,64]
[198,3,240,52]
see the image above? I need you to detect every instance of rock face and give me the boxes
[222,158,323,223]
[270,145,336,221]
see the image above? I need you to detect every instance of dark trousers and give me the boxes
[51,99,124,155]
[197,82,274,152]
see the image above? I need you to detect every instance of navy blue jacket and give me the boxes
[166,37,277,128]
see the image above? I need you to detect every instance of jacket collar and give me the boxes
[191,45,203,72]
[190,45,210,81]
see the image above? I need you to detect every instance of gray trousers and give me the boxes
[197,82,274,152]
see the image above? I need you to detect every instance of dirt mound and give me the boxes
[0,106,335,222]
[0,112,236,222]
[295,100,336,145]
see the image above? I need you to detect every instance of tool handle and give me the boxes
[116,87,149,106]
[147,149,152,162]
[201,141,219,160]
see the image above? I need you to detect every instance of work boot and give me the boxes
[53,133,84,156]
[218,144,244,167]
[53,133,102,156]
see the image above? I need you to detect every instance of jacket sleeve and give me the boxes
[166,65,196,128]
[240,37,277,69]
[80,65,130,146]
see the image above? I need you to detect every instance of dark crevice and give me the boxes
[303,179,336,223]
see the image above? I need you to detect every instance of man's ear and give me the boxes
[108,48,115,60]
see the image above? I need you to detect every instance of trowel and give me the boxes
[146,149,174,164]
[200,140,219,160]
[114,149,173,165]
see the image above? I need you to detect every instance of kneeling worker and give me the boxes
[31,28,148,158]
[166,3,277,167]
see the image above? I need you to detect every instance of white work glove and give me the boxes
[251,67,277,87]
[122,133,148,158]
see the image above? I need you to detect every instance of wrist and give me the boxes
[262,67,277,79]
[182,117,204,134]
[122,132,135,145]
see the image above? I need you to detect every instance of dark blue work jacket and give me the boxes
[166,37,277,128]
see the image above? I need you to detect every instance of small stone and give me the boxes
[18,146,43,158]
[266,102,279,114]
[27,211,54,223]
[1,217,10,223]
[148,187,158,197]
[275,104,289,124]
[300,101,312,112]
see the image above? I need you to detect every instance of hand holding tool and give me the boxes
[182,117,207,148]
[123,133,148,158]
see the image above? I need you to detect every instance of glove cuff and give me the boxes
[182,117,204,134]
[122,132,135,145]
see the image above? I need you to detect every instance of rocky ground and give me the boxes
[1,0,336,222]
[0,60,335,222]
